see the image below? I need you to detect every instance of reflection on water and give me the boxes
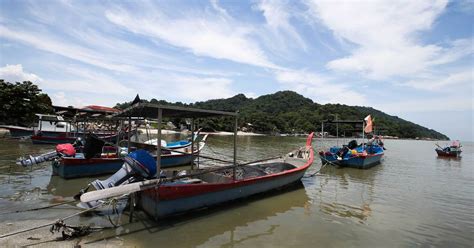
[306,165,378,224]
[0,136,473,247]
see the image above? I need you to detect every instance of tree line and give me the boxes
[115,91,449,140]
[0,80,448,139]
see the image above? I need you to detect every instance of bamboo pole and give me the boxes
[156,108,162,179]
[127,116,131,152]
[233,113,238,180]
[191,118,195,170]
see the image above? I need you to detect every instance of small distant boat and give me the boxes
[319,139,384,169]
[436,141,462,158]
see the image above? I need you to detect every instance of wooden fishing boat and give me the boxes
[435,141,462,158]
[81,133,314,219]
[318,116,384,169]
[139,133,314,219]
[53,135,208,179]
[79,103,314,221]
[319,142,384,169]
[27,113,131,144]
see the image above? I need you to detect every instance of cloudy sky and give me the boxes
[0,0,472,140]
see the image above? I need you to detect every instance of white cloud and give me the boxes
[0,26,137,73]
[210,0,231,19]
[0,64,43,83]
[404,70,473,91]
[171,75,235,102]
[255,0,307,51]
[375,96,473,113]
[105,6,279,69]
[274,69,367,105]
[40,65,134,96]
[306,0,472,81]
[51,91,85,107]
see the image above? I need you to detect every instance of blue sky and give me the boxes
[0,0,472,140]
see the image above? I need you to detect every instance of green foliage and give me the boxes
[0,80,53,126]
[115,90,448,140]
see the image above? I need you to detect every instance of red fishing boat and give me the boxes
[79,103,315,220]
[436,141,462,158]
[81,133,314,219]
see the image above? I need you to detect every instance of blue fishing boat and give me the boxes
[16,132,208,179]
[53,136,207,179]
[318,115,385,169]
[319,140,384,169]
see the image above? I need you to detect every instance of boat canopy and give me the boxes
[35,114,65,122]
[113,102,238,119]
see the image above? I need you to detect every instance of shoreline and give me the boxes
[137,128,265,136]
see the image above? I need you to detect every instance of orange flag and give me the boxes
[364,115,373,133]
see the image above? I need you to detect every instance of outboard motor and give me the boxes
[80,150,156,208]
[347,140,358,149]
[16,143,76,167]
[83,133,105,159]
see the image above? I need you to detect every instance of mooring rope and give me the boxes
[0,200,78,215]
[304,163,328,177]
[0,199,111,239]
[303,155,339,177]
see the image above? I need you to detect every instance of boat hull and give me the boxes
[139,166,308,219]
[320,153,383,169]
[435,149,461,157]
[0,125,33,138]
[53,153,196,179]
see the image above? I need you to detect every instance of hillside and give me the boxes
[116,91,449,140]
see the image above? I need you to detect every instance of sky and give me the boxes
[0,0,472,140]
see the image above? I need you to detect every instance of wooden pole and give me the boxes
[156,108,162,179]
[362,121,365,148]
[233,113,238,180]
[196,119,200,169]
[336,115,339,146]
[127,116,131,152]
[116,120,121,156]
[321,121,324,140]
[190,118,195,170]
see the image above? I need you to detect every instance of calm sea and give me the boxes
[0,135,472,247]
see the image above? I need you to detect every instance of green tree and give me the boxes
[0,80,53,126]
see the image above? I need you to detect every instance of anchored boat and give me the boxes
[319,139,384,169]
[318,115,384,169]
[436,141,462,158]
[16,131,207,178]
[54,134,208,179]
[79,103,314,220]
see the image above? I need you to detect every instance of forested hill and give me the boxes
[115,91,448,140]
